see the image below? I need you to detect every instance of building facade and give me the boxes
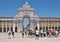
[0,2,60,32]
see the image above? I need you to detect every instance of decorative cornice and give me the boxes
[0,17,14,19]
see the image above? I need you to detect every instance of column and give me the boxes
[18,22,23,32]
[37,21,40,31]
[30,19,34,30]
[48,22,49,30]
[40,22,42,30]
[45,21,46,31]
[43,21,46,31]
[54,20,57,30]
[41,21,43,30]
[17,19,23,32]
[46,22,48,31]
[13,22,15,32]
[42,21,43,30]
[2,25,3,32]
[5,21,7,32]
[30,22,34,30]
[54,21,55,30]
[16,23,18,32]
[2,21,4,32]
[17,23,20,32]
[39,22,40,30]
[57,21,58,30]
[9,21,11,31]
[51,21,52,30]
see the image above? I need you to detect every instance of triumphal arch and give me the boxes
[13,2,39,32]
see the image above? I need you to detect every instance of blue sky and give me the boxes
[0,0,60,17]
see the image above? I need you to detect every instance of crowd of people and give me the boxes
[7,28,59,39]
[21,28,59,39]
[8,31,14,39]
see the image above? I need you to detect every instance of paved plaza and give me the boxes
[0,33,60,42]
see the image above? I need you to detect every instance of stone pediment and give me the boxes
[18,2,35,12]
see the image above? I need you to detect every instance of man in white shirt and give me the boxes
[40,30,43,37]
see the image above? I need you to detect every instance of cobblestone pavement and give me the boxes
[0,33,60,42]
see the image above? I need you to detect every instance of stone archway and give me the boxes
[13,2,39,32]
[17,15,34,32]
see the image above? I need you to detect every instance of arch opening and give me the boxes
[23,18,30,31]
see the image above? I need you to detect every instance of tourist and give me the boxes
[39,30,40,37]
[27,30,29,37]
[55,30,58,37]
[46,31,49,37]
[12,31,15,38]
[51,30,55,37]
[25,30,27,35]
[28,30,33,38]
[33,30,36,36]
[40,29,43,37]
[43,30,46,37]
[48,30,51,38]
[36,30,39,39]
[25,30,27,37]
[33,30,36,38]
[28,30,30,37]
[8,31,11,39]
[22,31,24,38]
